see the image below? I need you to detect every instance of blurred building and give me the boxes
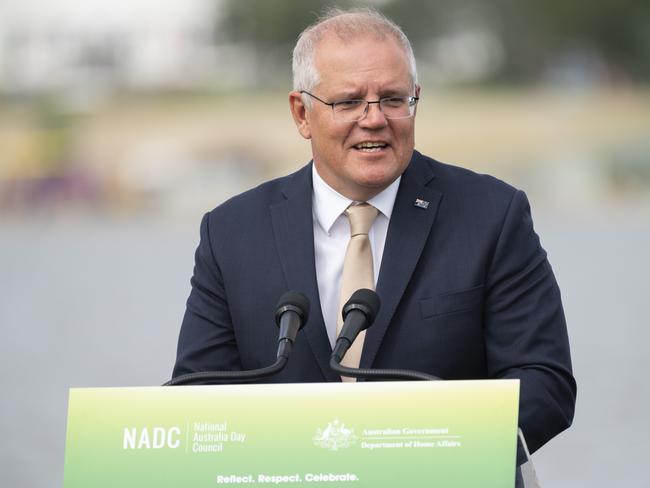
[0,0,219,98]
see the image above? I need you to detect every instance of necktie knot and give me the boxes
[345,203,378,237]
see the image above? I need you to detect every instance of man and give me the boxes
[172,8,576,456]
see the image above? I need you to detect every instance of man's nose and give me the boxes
[358,102,388,128]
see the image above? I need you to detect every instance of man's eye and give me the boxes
[335,100,364,110]
[381,97,406,108]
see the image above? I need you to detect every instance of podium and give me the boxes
[64,380,523,487]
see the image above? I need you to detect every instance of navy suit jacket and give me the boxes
[173,150,576,453]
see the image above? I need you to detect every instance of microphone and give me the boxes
[331,289,380,364]
[329,289,441,381]
[275,291,310,359]
[164,291,310,386]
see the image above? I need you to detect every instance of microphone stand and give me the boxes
[163,356,288,386]
[329,356,441,382]
[164,334,299,386]
[165,291,309,386]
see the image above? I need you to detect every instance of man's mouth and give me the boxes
[354,141,388,152]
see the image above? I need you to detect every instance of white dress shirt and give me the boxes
[312,165,401,348]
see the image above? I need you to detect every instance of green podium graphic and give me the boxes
[64,380,519,487]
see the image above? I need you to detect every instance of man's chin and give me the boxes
[352,171,401,197]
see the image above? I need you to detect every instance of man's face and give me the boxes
[290,34,418,201]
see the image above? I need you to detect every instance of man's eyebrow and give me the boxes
[379,87,411,97]
[329,86,411,100]
[330,90,364,101]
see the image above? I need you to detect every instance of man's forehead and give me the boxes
[313,33,412,90]
[314,30,400,54]
[313,33,409,74]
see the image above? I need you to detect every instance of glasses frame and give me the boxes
[300,90,419,121]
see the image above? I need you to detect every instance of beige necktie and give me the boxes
[337,203,379,380]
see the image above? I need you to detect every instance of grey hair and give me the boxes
[292,7,418,104]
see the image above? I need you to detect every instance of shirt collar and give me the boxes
[312,164,401,235]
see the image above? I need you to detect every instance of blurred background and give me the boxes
[1,0,648,486]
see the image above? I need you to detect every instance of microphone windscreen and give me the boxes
[343,288,380,323]
[275,291,310,323]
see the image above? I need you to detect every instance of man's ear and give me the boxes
[413,84,421,117]
[289,91,312,140]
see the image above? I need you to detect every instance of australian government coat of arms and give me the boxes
[313,420,358,451]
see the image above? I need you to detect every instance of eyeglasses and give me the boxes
[300,90,419,122]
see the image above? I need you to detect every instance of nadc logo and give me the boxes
[123,427,182,450]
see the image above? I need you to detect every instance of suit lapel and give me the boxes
[270,164,339,381]
[362,153,442,368]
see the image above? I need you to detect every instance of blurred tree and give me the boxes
[219,0,348,47]
[218,0,354,87]
[494,0,650,82]
[217,0,650,84]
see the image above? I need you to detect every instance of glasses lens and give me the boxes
[380,97,414,119]
[331,97,417,121]
[332,100,367,121]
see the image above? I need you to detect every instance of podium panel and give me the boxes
[64,380,519,487]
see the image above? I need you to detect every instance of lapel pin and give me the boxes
[414,198,429,209]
